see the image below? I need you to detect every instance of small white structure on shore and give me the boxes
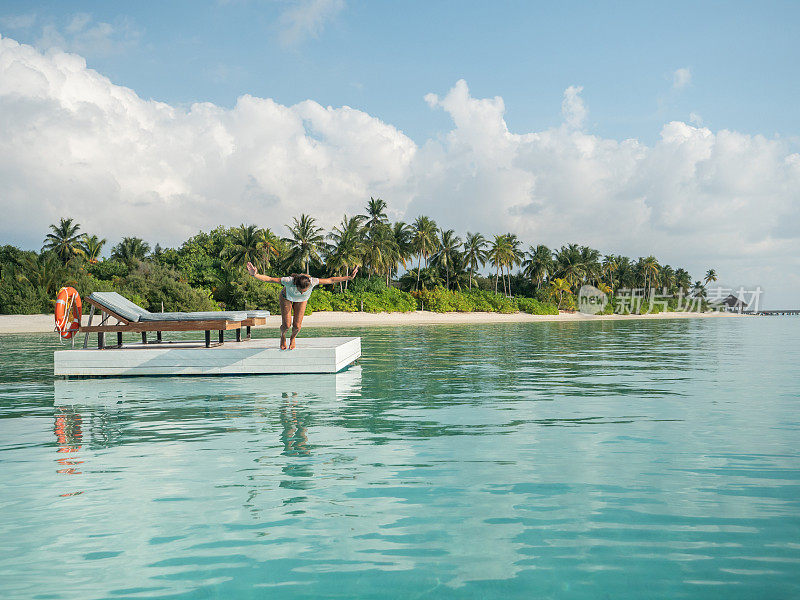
[54,337,361,378]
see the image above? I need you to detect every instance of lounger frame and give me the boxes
[81,297,267,349]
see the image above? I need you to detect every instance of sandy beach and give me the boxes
[0,310,745,335]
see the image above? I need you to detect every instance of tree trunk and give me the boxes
[415,255,421,291]
[494,268,499,293]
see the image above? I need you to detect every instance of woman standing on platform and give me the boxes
[246,262,358,349]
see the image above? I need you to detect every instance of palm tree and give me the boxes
[43,218,83,264]
[641,255,660,297]
[285,214,325,273]
[80,234,106,264]
[602,255,619,293]
[430,229,462,289]
[448,251,473,291]
[579,246,602,286]
[547,277,571,309]
[523,244,553,290]
[616,256,635,290]
[463,232,488,290]
[704,269,718,287]
[411,216,439,290]
[488,234,510,294]
[660,264,676,295]
[363,197,389,233]
[362,197,391,281]
[16,251,71,297]
[392,222,414,279]
[401,266,442,291]
[504,234,525,295]
[692,280,707,298]
[259,228,283,271]
[111,237,150,267]
[225,224,263,269]
[363,222,399,283]
[327,214,366,290]
[675,268,692,294]
[553,244,585,291]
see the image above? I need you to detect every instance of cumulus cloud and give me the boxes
[561,85,587,129]
[0,37,798,306]
[673,67,691,90]
[414,80,800,305]
[0,34,414,249]
[278,0,344,47]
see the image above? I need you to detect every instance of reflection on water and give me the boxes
[1,321,800,599]
[280,393,311,457]
[50,370,361,513]
[54,409,83,480]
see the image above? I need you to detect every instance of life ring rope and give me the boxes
[55,287,82,341]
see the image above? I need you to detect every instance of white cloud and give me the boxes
[561,85,587,129]
[278,0,344,47]
[205,62,247,84]
[673,67,691,90]
[0,34,414,250]
[0,37,798,306]
[35,13,139,57]
[0,13,37,30]
[412,80,800,306]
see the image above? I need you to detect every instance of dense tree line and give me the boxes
[0,198,717,315]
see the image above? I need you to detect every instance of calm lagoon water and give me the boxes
[1,318,799,599]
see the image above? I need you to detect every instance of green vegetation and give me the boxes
[0,201,715,316]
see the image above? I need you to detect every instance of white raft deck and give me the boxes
[54,337,361,377]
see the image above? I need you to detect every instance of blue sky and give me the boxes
[2,0,798,146]
[1,1,799,307]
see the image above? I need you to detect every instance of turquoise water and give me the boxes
[1,318,799,599]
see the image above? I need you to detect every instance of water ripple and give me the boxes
[1,318,799,598]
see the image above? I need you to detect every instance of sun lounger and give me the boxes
[81,292,269,348]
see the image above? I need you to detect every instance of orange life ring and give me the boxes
[55,287,82,340]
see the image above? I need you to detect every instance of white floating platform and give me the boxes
[54,365,362,405]
[54,337,361,377]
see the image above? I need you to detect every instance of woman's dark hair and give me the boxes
[292,274,312,292]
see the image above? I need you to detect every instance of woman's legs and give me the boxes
[289,300,307,349]
[279,291,292,350]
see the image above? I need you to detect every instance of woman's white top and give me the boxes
[280,276,319,302]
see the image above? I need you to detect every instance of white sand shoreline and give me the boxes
[0,310,746,335]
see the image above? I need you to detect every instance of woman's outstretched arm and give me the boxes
[246,261,282,283]
[317,266,359,285]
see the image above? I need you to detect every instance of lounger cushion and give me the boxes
[87,291,147,322]
[247,311,271,318]
[140,311,248,322]
[88,291,246,322]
